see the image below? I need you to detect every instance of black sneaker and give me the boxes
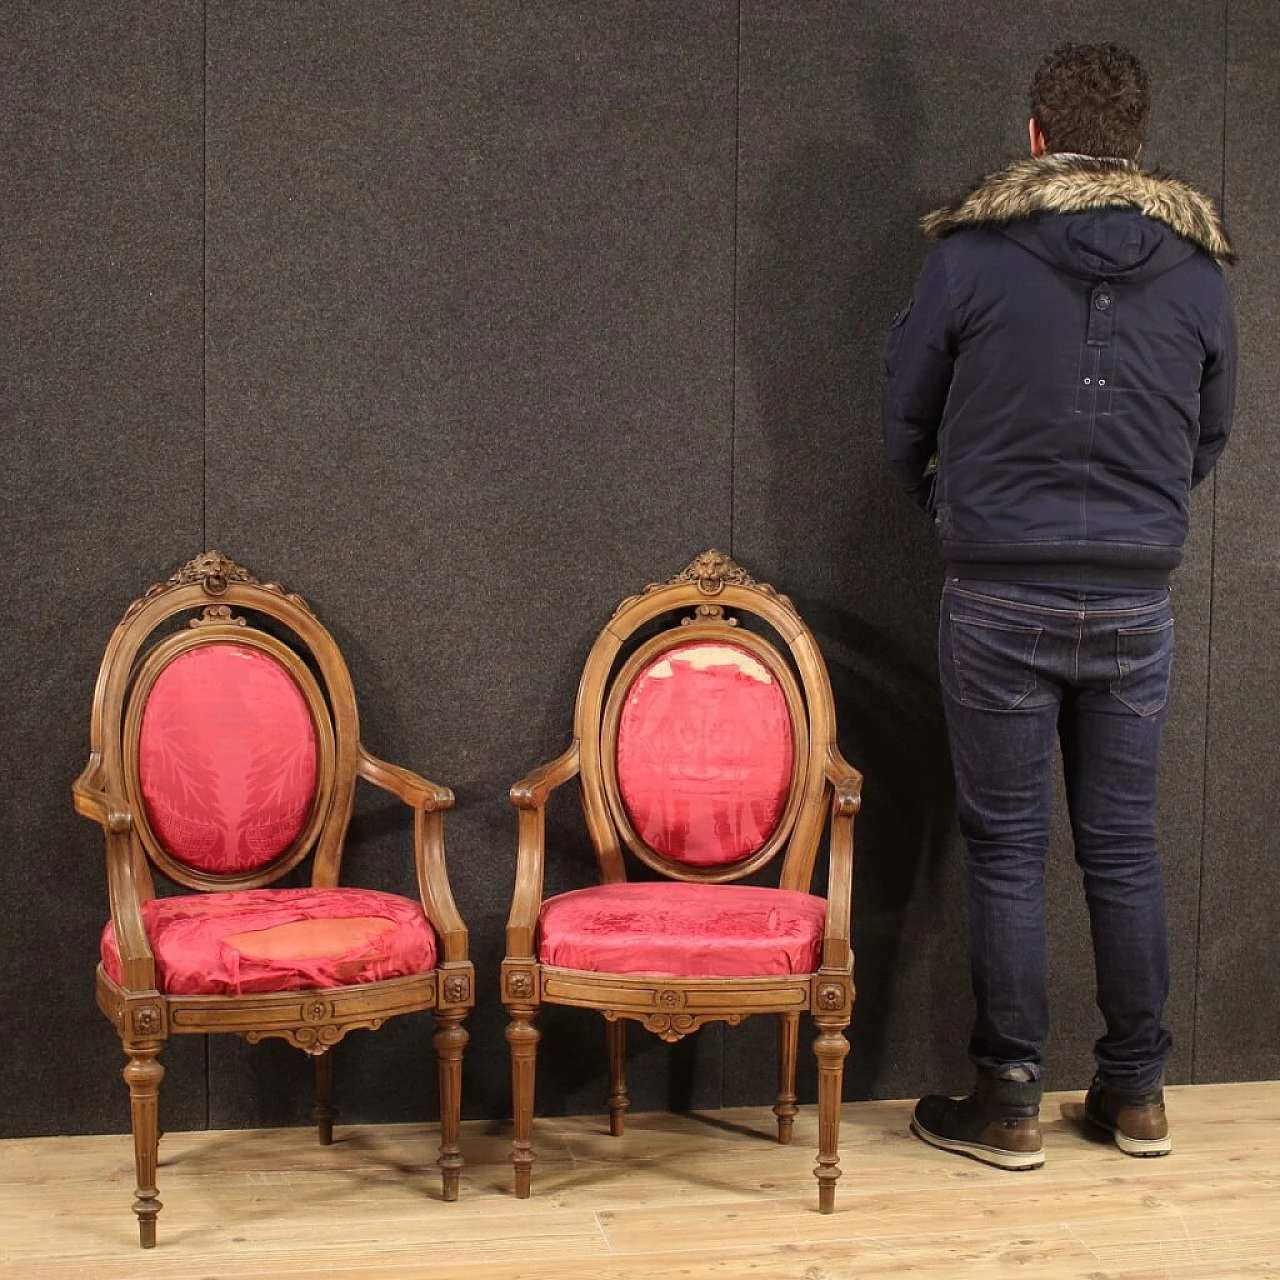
[1084,1077,1171,1156]
[911,1068,1045,1170]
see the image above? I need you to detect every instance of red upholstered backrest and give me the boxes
[136,642,319,876]
[615,641,795,867]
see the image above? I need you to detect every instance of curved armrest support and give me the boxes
[414,806,469,964]
[73,756,134,833]
[825,744,863,817]
[510,740,581,810]
[74,757,156,989]
[506,741,580,958]
[356,745,466,962]
[357,745,455,812]
[821,744,862,972]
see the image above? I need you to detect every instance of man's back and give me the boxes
[883,154,1234,587]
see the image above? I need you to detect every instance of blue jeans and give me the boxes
[939,579,1175,1093]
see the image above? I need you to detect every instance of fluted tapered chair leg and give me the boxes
[813,1016,850,1214]
[123,1046,165,1248]
[506,1010,539,1198]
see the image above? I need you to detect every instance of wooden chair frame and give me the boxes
[502,550,861,1212]
[73,552,473,1247]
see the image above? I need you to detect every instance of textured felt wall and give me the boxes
[3,0,1275,1139]
[0,1,208,1136]
[1196,1,1280,1083]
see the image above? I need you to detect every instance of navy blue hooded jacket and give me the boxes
[882,154,1236,586]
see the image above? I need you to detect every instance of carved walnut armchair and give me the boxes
[73,553,473,1247]
[502,551,861,1212]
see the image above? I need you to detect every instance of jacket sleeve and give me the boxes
[1192,282,1237,487]
[881,244,957,511]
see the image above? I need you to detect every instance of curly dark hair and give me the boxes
[1029,42,1150,159]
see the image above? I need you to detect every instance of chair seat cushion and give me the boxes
[101,887,438,996]
[538,882,825,977]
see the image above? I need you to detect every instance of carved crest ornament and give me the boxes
[630,549,794,617]
[122,551,314,623]
[167,550,258,595]
[669,549,758,595]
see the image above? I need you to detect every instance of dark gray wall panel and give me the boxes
[201,0,737,1127]
[8,0,1278,1142]
[0,2,206,1136]
[731,0,1227,1106]
[1196,2,1280,1083]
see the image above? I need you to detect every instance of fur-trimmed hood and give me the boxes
[922,154,1235,267]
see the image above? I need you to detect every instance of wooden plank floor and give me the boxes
[2,1083,1279,1278]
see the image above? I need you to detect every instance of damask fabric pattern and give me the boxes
[616,642,794,865]
[538,882,825,976]
[137,643,319,875]
[100,887,438,995]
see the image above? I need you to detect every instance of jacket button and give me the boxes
[1094,293,1112,310]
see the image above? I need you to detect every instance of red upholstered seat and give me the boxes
[538,882,825,977]
[101,887,438,996]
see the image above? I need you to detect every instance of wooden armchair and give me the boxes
[502,550,861,1212]
[73,552,472,1247]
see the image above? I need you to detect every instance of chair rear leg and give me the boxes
[434,1013,468,1201]
[812,1014,850,1214]
[312,1049,337,1146]
[606,1017,629,1137]
[505,1010,540,1198]
[122,1045,165,1248]
[773,1012,800,1144]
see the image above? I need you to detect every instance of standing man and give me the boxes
[882,42,1236,1170]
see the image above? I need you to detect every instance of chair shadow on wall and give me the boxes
[738,92,969,1095]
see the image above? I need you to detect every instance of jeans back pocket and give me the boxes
[947,616,1042,711]
[1110,618,1175,716]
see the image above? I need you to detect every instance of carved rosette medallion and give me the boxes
[129,1003,162,1038]
[816,983,847,1013]
[443,974,471,1005]
[654,988,686,1011]
[302,998,331,1023]
[505,970,534,1001]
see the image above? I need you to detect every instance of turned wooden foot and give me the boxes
[606,1018,630,1138]
[773,1012,800,1145]
[312,1049,337,1146]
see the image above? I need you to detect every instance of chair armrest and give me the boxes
[74,757,156,989]
[357,745,454,812]
[825,744,863,817]
[355,745,466,962]
[72,756,134,833]
[506,741,580,957]
[821,744,862,971]
[510,740,581,810]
